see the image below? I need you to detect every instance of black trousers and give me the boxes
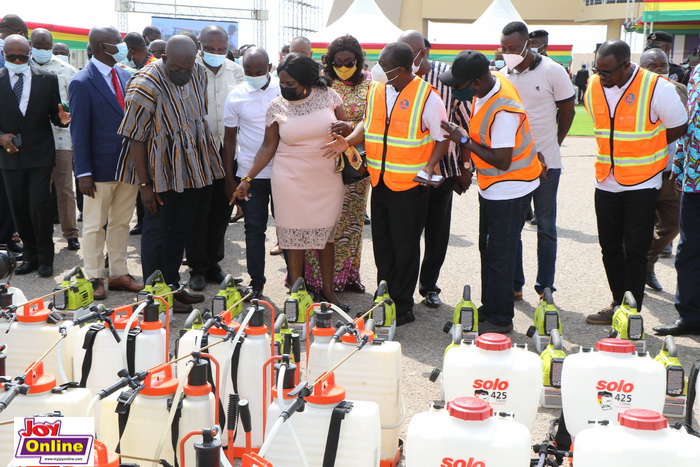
[142,188,201,286]
[0,173,14,244]
[371,180,430,315]
[2,167,54,265]
[675,192,700,326]
[185,178,234,277]
[594,188,659,310]
[419,177,455,295]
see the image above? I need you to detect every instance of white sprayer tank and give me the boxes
[0,362,92,467]
[0,298,75,382]
[264,374,381,467]
[405,397,531,467]
[574,408,700,466]
[442,333,542,430]
[307,320,402,463]
[561,338,666,436]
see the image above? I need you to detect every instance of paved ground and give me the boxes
[5,136,700,465]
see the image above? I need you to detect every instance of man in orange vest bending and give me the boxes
[584,40,687,325]
[323,42,449,325]
[439,50,543,334]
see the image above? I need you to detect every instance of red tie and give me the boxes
[111,68,125,110]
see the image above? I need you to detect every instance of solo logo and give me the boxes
[441,457,486,467]
[14,417,94,465]
[473,379,509,390]
[596,380,635,392]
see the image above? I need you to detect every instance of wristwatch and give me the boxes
[460,136,469,145]
[139,181,152,187]
[241,176,253,183]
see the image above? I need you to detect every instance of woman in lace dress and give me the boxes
[235,53,348,307]
[303,35,370,294]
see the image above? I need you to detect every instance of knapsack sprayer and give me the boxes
[654,336,687,418]
[526,288,562,353]
[283,278,315,339]
[371,280,396,341]
[443,285,479,347]
[137,270,173,317]
[212,274,245,321]
[51,267,95,319]
[609,291,645,352]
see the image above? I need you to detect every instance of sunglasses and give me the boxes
[3,53,30,63]
[333,59,356,68]
[592,62,627,79]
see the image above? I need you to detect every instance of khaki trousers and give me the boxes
[82,181,138,279]
[647,172,681,272]
[52,150,78,239]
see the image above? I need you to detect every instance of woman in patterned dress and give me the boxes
[304,35,370,294]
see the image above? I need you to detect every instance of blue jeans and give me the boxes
[479,192,532,326]
[514,169,561,294]
[239,179,273,288]
[675,192,700,326]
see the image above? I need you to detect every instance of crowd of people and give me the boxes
[0,12,698,335]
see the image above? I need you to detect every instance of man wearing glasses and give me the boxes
[583,40,687,325]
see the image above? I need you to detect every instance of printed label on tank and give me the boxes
[473,379,509,406]
[596,380,635,410]
[441,457,486,467]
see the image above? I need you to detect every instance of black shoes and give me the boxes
[645,271,663,292]
[423,291,441,308]
[38,265,54,278]
[478,320,514,334]
[15,261,38,275]
[396,311,415,326]
[659,244,673,258]
[364,214,371,225]
[653,318,700,336]
[244,285,264,301]
[129,224,143,235]
[189,274,206,291]
[173,290,205,304]
[67,237,81,251]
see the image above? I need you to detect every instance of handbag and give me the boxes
[335,146,369,185]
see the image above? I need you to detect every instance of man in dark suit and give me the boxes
[0,34,70,277]
[69,26,142,299]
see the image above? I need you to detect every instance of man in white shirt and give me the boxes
[185,25,245,291]
[30,28,80,252]
[584,40,688,324]
[222,47,279,299]
[500,21,576,301]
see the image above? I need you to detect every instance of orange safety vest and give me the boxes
[469,73,542,190]
[364,76,436,191]
[583,67,668,186]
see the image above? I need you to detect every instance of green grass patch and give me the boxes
[569,104,595,137]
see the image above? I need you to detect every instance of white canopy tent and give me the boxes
[308,0,403,43]
[459,0,526,43]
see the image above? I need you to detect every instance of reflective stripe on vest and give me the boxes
[364,77,436,191]
[469,73,542,189]
[583,67,668,186]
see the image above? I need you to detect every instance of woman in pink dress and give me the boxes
[235,53,348,307]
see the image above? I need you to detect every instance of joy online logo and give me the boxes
[15,418,93,463]
[441,457,486,467]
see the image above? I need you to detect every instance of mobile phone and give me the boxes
[11,134,22,148]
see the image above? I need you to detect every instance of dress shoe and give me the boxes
[77,212,83,222]
[173,290,205,304]
[189,274,206,291]
[653,318,700,336]
[129,224,143,235]
[173,300,193,314]
[423,291,441,308]
[645,271,663,292]
[478,320,514,334]
[15,261,38,275]
[243,285,264,302]
[396,311,416,326]
[586,302,617,325]
[67,237,81,251]
[109,274,144,292]
[6,242,22,254]
[38,265,54,278]
[93,279,106,300]
[528,216,538,226]
[514,290,523,301]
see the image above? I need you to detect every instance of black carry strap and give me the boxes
[169,396,183,467]
[322,401,354,467]
[230,336,245,394]
[115,405,131,454]
[79,325,103,387]
[126,328,142,375]
[685,359,700,427]
[204,354,226,432]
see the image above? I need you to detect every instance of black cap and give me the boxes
[529,29,549,39]
[647,31,673,43]
[439,50,490,86]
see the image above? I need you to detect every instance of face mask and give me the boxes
[531,47,540,55]
[168,69,192,87]
[661,73,670,79]
[108,42,128,63]
[4,60,29,74]
[32,48,53,65]
[334,65,356,81]
[245,74,269,90]
[202,51,226,68]
[371,63,387,83]
[0,38,4,49]
[453,82,476,102]
[55,54,69,63]
[494,59,505,69]
[122,57,137,68]
[280,85,304,101]
[412,50,424,74]
[503,42,528,70]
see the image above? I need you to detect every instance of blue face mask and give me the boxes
[122,57,137,68]
[245,74,269,90]
[31,47,53,65]
[453,81,476,102]
[4,60,30,74]
[202,51,226,68]
[107,42,128,63]
[494,59,505,69]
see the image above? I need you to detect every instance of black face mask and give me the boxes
[168,69,192,87]
[280,85,304,101]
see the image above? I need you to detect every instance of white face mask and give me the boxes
[412,50,424,74]
[371,63,395,83]
[503,42,528,70]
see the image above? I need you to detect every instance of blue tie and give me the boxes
[13,73,23,104]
